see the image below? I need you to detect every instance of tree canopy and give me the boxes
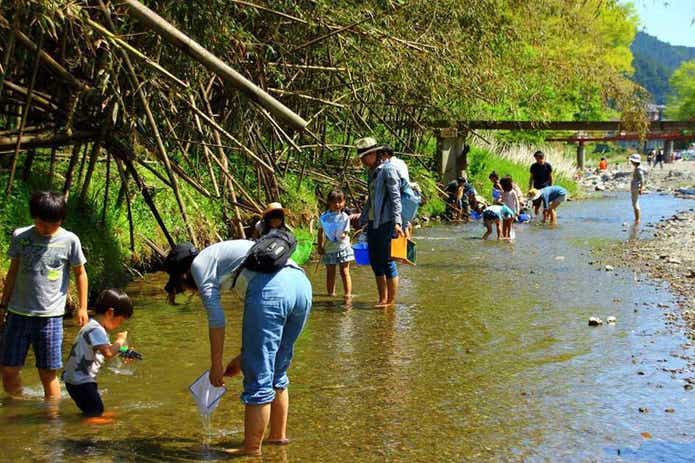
[0,0,647,247]
[666,59,695,120]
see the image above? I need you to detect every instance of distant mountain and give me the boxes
[630,31,695,104]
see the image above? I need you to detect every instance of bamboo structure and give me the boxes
[0,0,449,253]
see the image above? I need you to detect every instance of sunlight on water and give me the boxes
[0,193,694,462]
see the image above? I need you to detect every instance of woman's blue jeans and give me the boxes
[241,267,312,405]
[367,221,398,278]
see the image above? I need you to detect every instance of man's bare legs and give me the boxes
[375,276,388,307]
[386,276,398,305]
[226,390,290,456]
[267,388,289,444]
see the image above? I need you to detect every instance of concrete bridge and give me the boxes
[435,120,695,182]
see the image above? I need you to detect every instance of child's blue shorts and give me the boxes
[0,312,63,370]
[241,267,312,405]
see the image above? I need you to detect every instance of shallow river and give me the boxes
[1,192,694,462]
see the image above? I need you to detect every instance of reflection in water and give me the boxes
[1,193,694,462]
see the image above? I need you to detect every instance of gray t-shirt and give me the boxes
[62,318,110,385]
[7,226,87,317]
[631,166,645,191]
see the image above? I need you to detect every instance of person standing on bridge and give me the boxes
[529,151,553,216]
[356,137,404,308]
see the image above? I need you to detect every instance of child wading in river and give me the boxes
[62,289,134,423]
[0,191,88,402]
[253,202,289,238]
[317,190,354,300]
[629,153,645,223]
[480,204,515,240]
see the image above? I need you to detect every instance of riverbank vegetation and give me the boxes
[0,0,648,295]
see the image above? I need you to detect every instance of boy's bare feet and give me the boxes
[84,411,116,425]
[374,301,389,308]
[223,446,262,457]
[265,438,290,445]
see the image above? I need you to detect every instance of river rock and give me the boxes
[638,407,648,413]
[588,317,603,326]
[605,265,614,271]
[607,316,617,324]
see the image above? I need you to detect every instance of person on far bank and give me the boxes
[529,151,553,216]
[528,185,567,225]
[598,157,608,171]
[317,189,354,300]
[164,240,311,456]
[356,137,403,308]
[62,289,133,423]
[0,191,88,401]
[654,149,664,169]
[629,153,645,223]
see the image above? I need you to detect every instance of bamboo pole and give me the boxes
[5,23,90,91]
[63,144,83,200]
[113,156,135,252]
[122,0,307,131]
[177,93,275,172]
[5,32,42,198]
[188,93,220,196]
[200,87,246,238]
[100,153,111,224]
[79,140,102,204]
[99,0,197,245]
[0,28,17,96]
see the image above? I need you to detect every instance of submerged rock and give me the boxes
[588,317,603,326]
[605,265,614,271]
[607,316,617,324]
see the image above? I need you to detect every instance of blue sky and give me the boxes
[628,0,695,47]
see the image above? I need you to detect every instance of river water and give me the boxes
[1,193,694,462]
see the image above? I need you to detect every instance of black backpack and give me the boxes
[243,229,297,273]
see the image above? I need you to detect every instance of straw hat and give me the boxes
[527,188,542,201]
[355,137,381,158]
[629,153,641,164]
[262,202,287,217]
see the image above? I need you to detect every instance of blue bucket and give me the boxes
[471,211,482,220]
[517,213,530,223]
[352,242,370,266]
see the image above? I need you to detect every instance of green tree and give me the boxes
[666,59,695,119]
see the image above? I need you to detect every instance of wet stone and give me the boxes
[588,317,603,326]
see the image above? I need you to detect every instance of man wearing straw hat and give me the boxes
[356,137,404,307]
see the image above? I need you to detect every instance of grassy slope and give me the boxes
[1,144,577,300]
[467,145,578,202]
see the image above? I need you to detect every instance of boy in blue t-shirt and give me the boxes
[63,289,134,421]
[0,191,88,401]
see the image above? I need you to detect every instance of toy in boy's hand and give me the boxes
[119,345,143,360]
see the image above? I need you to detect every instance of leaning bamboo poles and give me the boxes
[0,0,437,259]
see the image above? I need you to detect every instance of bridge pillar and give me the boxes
[664,139,674,163]
[576,141,585,169]
[436,128,466,182]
